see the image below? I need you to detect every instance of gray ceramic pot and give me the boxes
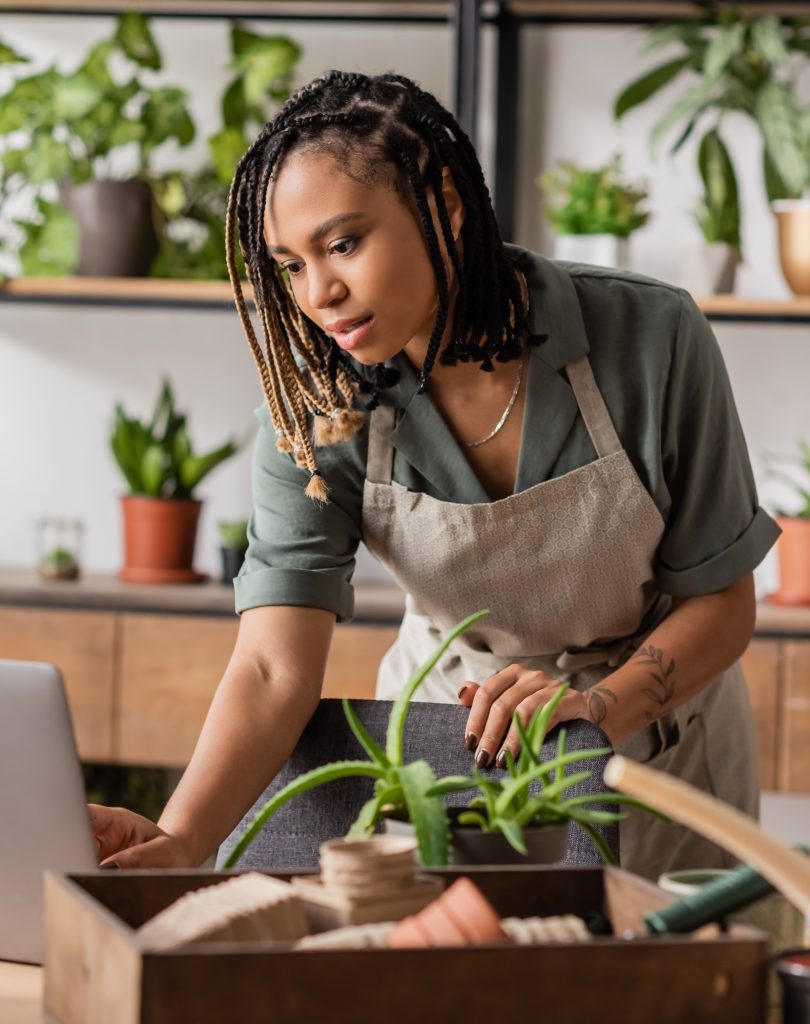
[385,811,569,866]
[58,178,160,277]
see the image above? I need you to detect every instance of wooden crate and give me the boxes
[44,867,768,1024]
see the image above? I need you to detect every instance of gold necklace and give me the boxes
[463,355,524,448]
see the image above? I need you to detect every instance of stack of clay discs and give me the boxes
[319,836,419,898]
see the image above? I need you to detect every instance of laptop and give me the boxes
[0,659,98,964]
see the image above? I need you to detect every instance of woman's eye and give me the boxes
[283,261,304,276]
[329,237,358,256]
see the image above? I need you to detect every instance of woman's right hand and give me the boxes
[88,804,199,869]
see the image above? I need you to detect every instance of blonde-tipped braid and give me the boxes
[225,149,364,503]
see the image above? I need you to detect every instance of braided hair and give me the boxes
[225,70,531,502]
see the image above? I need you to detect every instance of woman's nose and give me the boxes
[307,266,346,310]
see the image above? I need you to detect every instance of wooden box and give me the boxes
[44,867,768,1024]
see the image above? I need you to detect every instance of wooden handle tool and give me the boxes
[604,755,810,916]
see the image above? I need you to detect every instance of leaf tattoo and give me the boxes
[635,645,676,708]
[585,685,619,725]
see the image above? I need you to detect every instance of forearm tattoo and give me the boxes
[584,685,619,726]
[634,644,676,721]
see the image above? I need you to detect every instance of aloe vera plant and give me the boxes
[428,685,667,864]
[223,609,490,869]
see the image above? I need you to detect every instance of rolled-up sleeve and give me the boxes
[234,405,363,622]
[654,293,780,596]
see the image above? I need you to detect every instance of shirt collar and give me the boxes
[371,247,590,502]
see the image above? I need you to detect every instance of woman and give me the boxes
[92,71,779,880]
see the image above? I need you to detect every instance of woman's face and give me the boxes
[263,149,461,366]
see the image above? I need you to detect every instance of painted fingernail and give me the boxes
[475,748,489,768]
[495,750,507,770]
[100,862,121,870]
[464,732,477,752]
[457,685,468,700]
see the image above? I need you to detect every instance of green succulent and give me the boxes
[110,378,240,499]
[217,519,249,548]
[615,8,810,251]
[538,156,650,238]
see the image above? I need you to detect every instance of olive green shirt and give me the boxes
[235,244,780,622]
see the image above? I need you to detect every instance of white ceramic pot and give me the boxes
[773,199,810,297]
[553,233,630,270]
[679,242,739,298]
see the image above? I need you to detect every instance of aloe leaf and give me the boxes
[347,786,398,839]
[425,776,479,797]
[386,608,488,765]
[614,56,691,119]
[493,817,528,856]
[515,797,563,829]
[514,707,538,771]
[473,767,500,822]
[558,793,671,822]
[528,683,569,755]
[504,748,518,780]
[342,698,389,768]
[457,810,489,830]
[495,768,591,817]
[569,817,618,866]
[398,760,450,867]
[554,728,567,786]
[223,760,384,868]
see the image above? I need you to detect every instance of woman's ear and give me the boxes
[440,166,465,241]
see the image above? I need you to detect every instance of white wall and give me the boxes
[1,16,807,594]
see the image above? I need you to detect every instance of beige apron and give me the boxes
[361,353,759,880]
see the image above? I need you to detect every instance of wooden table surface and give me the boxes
[0,961,43,1023]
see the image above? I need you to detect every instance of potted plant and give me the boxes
[110,378,241,584]
[0,14,195,277]
[223,610,661,869]
[149,24,301,281]
[764,441,810,605]
[217,519,249,584]
[614,9,810,295]
[537,155,650,271]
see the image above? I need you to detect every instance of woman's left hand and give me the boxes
[457,666,591,768]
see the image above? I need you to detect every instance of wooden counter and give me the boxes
[0,569,808,790]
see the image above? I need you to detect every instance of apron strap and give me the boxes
[565,356,623,458]
[366,404,396,484]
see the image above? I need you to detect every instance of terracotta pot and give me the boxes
[118,495,206,584]
[771,516,810,606]
[387,878,510,949]
[385,809,568,866]
[58,178,160,277]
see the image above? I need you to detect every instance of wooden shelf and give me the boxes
[2,276,809,322]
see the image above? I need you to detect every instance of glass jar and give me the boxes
[36,517,84,581]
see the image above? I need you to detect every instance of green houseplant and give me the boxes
[0,16,301,281]
[217,518,249,584]
[110,378,241,584]
[537,156,650,270]
[0,14,195,277]
[764,441,810,605]
[614,8,810,294]
[224,611,661,869]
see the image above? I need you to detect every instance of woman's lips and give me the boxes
[327,315,375,351]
